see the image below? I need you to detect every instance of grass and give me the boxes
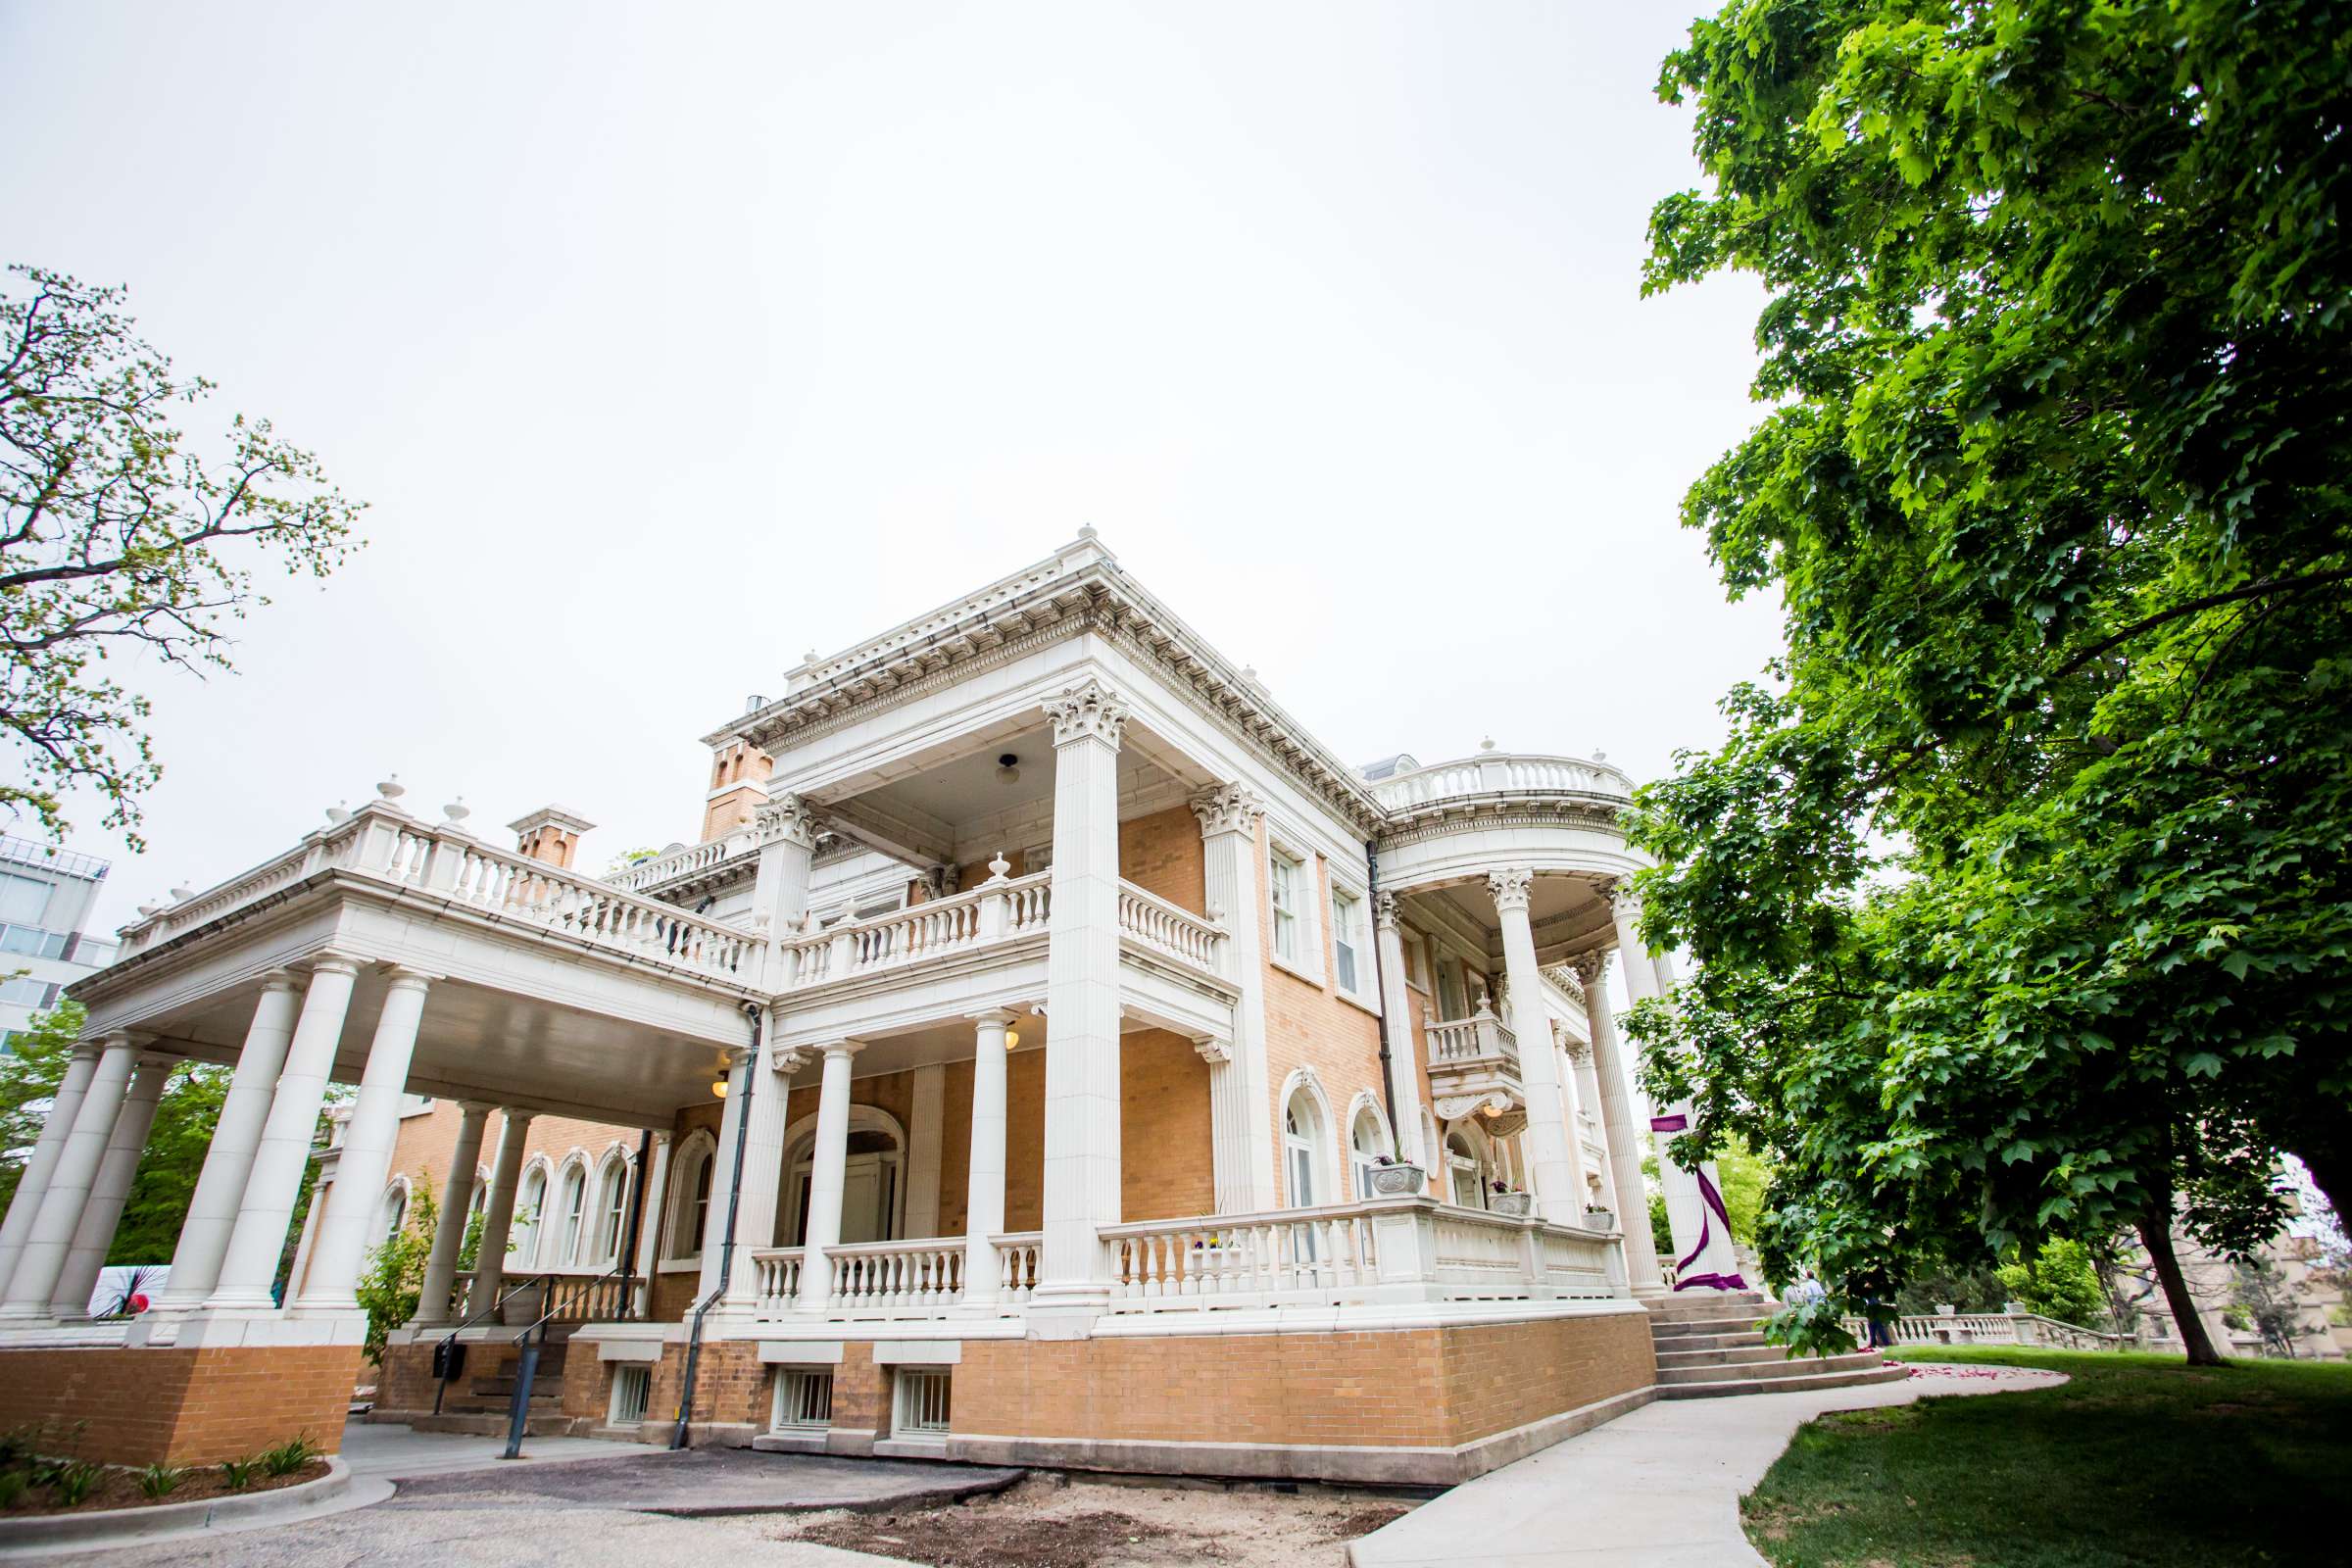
[1740,1347,2352,1567]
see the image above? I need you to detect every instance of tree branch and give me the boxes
[2050,570,2352,682]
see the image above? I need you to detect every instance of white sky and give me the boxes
[2,1,1779,937]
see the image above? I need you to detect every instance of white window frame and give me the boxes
[591,1152,630,1267]
[893,1368,952,1437]
[609,1363,652,1427]
[1265,835,1322,984]
[1327,881,1373,1006]
[514,1161,550,1266]
[663,1133,717,1266]
[556,1161,588,1266]
[1348,1100,1393,1200]
[772,1366,836,1432]
[1402,929,1432,993]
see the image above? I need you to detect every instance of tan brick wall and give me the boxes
[951,1310,1651,1452]
[1119,806,1206,913]
[1120,1030,1215,1222]
[0,1345,363,1466]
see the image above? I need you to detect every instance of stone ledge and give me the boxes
[0,1456,351,1559]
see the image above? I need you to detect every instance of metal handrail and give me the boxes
[430,1273,551,1416]
[500,1263,635,1459]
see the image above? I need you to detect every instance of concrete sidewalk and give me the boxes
[1349,1364,2063,1568]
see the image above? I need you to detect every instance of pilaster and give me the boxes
[1191,781,1276,1210]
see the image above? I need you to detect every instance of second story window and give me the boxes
[1330,888,1364,995]
[1269,848,1305,962]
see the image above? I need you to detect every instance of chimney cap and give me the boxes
[507,805,597,837]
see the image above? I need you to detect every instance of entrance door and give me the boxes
[840,1152,888,1244]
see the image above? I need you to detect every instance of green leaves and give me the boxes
[1629,0,2352,1336]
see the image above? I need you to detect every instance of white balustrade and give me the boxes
[1837,1310,2126,1351]
[752,1249,804,1314]
[1426,1004,1518,1064]
[827,1239,965,1311]
[993,1233,1042,1302]
[607,833,754,894]
[1369,752,1636,811]
[1115,884,1226,975]
[773,873,1052,992]
[1104,1205,1382,1306]
[431,837,758,982]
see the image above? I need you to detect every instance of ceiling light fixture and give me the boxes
[1004,1028,1020,1051]
[996,753,1021,784]
[710,1076,728,1099]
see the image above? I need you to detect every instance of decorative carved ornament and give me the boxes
[1044,677,1132,748]
[1433,1089,1518,1121]
[1188,781,1266,838]
[1192,1036,1232,1065]
[1607,879,1642,922]
[1487,867,1535,914]
[1373,889,1400,932]
[755,794,821,850]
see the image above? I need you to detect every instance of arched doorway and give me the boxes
[780,1107,908,1246]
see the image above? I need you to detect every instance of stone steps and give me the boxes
[1653,1342,1822,1370]
[1642,1289,1907,1400]
[1656,1350,1887,1387]
[1655,1359,1910,1401]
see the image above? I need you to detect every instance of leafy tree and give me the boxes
[1712,1133,1774,1245]
[1628,0,2352,1365]
[1998,1238,2109,1328]
[2230,1257,2314,1358]
[354,1178,435,1363]
[1892,1258,2008,1317]
[1,267,364,846]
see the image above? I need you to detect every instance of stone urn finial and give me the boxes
[376,773,406,802]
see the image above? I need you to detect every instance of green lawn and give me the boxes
[1741,1347,2352,1567]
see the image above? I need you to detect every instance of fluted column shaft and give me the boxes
[0,1036,138,1319]
[153,976,304,1312]
[1577,952,1664,1290]
[1373,893,1427,1174]
[412,1102,492,1325]
[1490,871,1587,1224]
[0,1043,102,1297]
[51,1053,174,1316]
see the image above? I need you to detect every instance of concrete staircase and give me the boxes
[400,1327,587,1437]
[1645,1292,1908,1399]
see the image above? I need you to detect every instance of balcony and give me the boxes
[1423,1002,1524,1122]
[1366,751,1633,814]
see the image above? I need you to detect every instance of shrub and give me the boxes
[0,1471,25,1509]
[50,1459,101,1505]
[218,1454,260,1492]
[258,1434,317,1477]
[135,1462,187,1498]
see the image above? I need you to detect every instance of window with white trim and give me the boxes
[773,1367,835,1431]
[667,1140,714,1261]
[894,1368,952,1436]
[1436,958,1465,1019]
[515,1165,547,1264]
[1330,886,1366,996]
[592,1158,629,1265]
[609,1364,652,1426]
[1268,846,1307,964]
[557,1165,587,1264]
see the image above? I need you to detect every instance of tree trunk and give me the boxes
[2295,1143,2351,1231]
[2138,1214,2224,1366]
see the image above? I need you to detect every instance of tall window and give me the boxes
[1283,1090,1323,1207]
[515,1166,547,1264]
[1269,849,1305,963]
[667,1139,715,1261]
[1330,888,1364,994]
[1350,1106,1389,1198]
[593,1159,628,1264]
[1436,958,1465,1020]
[558,1166,587,1265]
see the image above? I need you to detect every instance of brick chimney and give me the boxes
[508,806,595,869]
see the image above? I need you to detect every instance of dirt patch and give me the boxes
[777,1475,1414,1567]
[1,1457,329,1516]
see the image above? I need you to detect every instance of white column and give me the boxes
[51,1052,174,1317]
[0,1041,102,1297]
[722,1022,794,1313]
[629,1131,671,1313]
[1191,783,1276,1210]
[695,1050,753,1301]
[152,975,304,1312]
[794,1040,862,1312]
[1488,869,1587,1225]
[1372,891,1428,1174]
[293,967,432,1313]
[905,1062,947,1238]
[204,955,361,1310]
[412,1102,492,1325]
[1036,677,1128,1313]
[962,1010,1011,1305]
[750,795,819,938]
[469,1109,535,1312]
[0,1034,138,1320]
[1576,949,1664,1290]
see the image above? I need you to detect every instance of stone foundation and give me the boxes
[0,1344,363,1466]
[374,1307,1658,1484]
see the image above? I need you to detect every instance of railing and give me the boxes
[828,1238,965,1311]
[993,1232,1041,1303]
[776,871,1052,989]
[751,1248,804,1314]
[453,1266,635,1325]
[1368,752,1635,811]
[1426,1003,1518,1065]
[1101,1197,1622,1313]
[1840,1310,2129,1351]
[607,830,755,894]
[1117,883,1226,974]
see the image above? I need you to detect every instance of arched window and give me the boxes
[377,1180,410,1245]
[781,1109,906,1247]
[1283,1088,1326,1208]
[1350,1104,1391,1199]
[666,1136,716,1261]
[515,1163,548,1265]
[1444,1128,1488,1209]
[592,1156,629,1265]
[467,1172,490,1224]
[557,1163,588,1265]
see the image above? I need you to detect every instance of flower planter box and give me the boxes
[1367,1164,1425,1197]
[1583,1208,1616,1231]
[1489,1193,1533,1217]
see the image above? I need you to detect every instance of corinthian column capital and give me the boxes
[756,793,821,850]
[1486,867,1535,914]
[1607,878,1642,923]
[1188,781,1266,839]
[1044,677,1131,749]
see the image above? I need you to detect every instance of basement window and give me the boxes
[773,1368,835,1432]
[609,1365,652,1427]
[893,1368,952,1437]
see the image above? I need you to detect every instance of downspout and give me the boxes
[616,1127,653,1316]
[670,1002,761,1450]
[1364,839,1402,1152]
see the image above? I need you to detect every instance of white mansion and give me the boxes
[0,532,1864,1482]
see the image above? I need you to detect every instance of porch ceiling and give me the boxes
[137,968,738,1129]
[1407,872,1617,965]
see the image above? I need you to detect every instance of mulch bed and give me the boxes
[4,1457,329,1517]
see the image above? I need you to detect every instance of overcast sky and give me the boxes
[2,2,1778,936]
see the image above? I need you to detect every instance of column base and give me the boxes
[1024,1285,1107,1340]
[174,1306,367,1348]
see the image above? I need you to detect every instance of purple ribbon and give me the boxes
[1649,1113,1689,1133]
[1669,1163,1747,1293]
